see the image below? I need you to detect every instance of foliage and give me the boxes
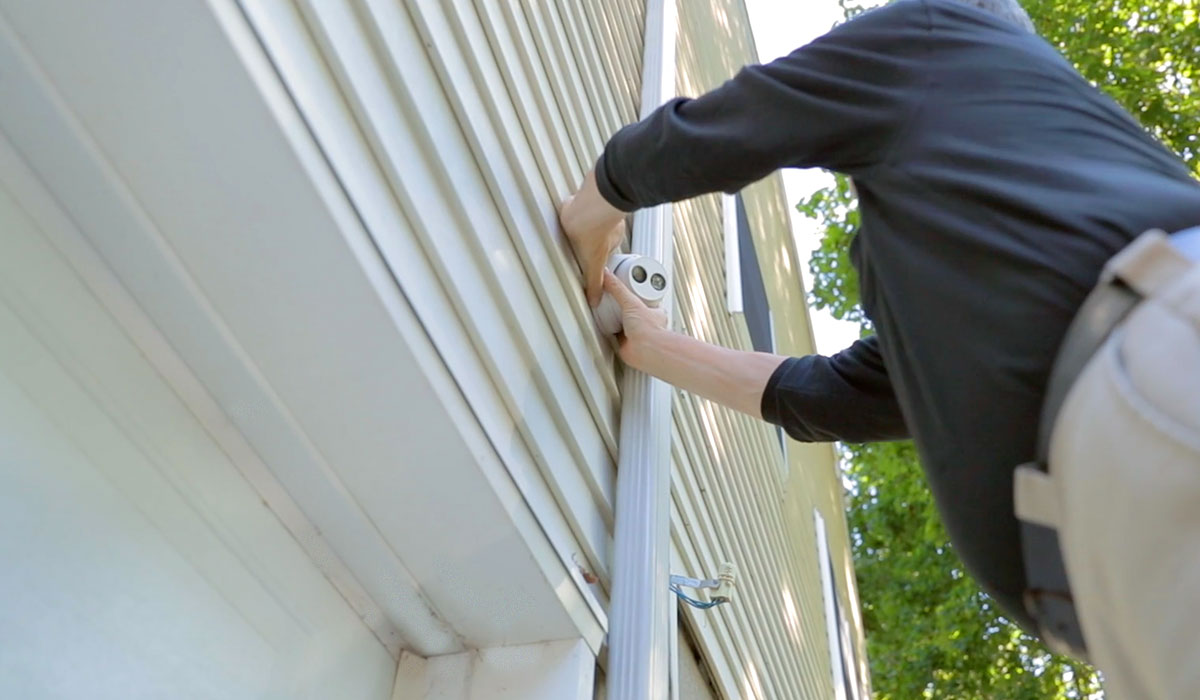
[1025,0,1200,171]
[798,174,868,328]
[799,0,1199,697]
[843,439,1101,698]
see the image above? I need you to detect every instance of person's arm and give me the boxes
[636,325,788,420]
[603,271,785,418]
[561,0,928,299]
[761,336,909,442]
[594,0,929,211]
[604,272,908,442]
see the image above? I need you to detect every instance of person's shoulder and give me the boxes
[834,0,933,35]
[921,0,1033,35]
[854,0,932,22]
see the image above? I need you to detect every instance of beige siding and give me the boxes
[670,0,869,697]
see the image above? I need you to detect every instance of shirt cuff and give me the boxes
[593,150,640,213]
[760,357,802,428]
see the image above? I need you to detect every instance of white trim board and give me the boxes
[391,640,594,700]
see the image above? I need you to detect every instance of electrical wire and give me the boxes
[670,584,727,610]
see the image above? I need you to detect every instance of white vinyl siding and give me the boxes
[229,3,860,694]
[237,0,646,629]
[671,194,814,699]
[0,136,395,700]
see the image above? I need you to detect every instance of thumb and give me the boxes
[602,269,646,312]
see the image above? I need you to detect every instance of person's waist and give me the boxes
[1037,226,1200,461]
[1019,226,1200,659]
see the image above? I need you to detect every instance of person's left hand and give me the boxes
[560,170,626,307]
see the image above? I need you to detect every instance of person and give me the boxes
[558,0,1200,696]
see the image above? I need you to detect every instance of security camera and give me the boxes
[594,253,669,334]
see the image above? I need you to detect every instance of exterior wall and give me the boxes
[0,0,869,697]
[0,0,618,692]
[672,0,872,697]
[237,0,647,643]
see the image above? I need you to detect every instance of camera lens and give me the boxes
[650,273,666,291]
[631,265,648,283]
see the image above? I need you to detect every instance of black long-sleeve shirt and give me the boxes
[596,0,1200,633]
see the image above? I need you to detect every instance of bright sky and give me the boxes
[743,0,861,356]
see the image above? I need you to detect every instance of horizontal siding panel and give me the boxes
[239,0,619,630]
[518,2,605,166]
[674,191,830,698]
[672,403,781,700]
[399,0,622,441]
[240,0,647,622]
[670,452,747,699]
[579,0,642,119]
[466,0,580,195]
[554,1,627,137]
[668,0,860,697]
[671,472,761,699]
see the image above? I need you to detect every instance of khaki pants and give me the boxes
[1020,233,1200,698]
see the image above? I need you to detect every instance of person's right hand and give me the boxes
[560,170,626,307]
[602,269,668,370]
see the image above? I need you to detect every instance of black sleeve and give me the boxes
[760,336,909,443]
[594,0,930,212]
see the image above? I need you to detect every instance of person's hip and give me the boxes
[1040,287,1200,698]
[1013,226,1200,661]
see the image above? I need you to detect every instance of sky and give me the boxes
[742,0,861,356]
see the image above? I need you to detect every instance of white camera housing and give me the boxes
[594,253,669,335]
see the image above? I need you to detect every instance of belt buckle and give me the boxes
[1023,586,1088,661]
[1019,518,1090,661]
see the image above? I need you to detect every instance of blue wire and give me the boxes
[670,585,726,610]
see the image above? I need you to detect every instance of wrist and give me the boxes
[624,325,675,376]
[563,171,624,235]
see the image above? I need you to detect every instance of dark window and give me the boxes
[735,195,773,354]
[731,195,787,458]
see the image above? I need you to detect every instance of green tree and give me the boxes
[799,1,1199,697]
